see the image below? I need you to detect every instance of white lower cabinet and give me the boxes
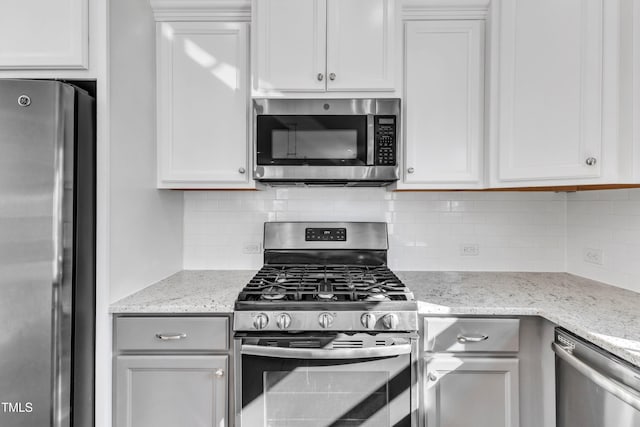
[113,316,231,427]
[423,317,520,427]
[115,355,228,427]
[424,356,520,427]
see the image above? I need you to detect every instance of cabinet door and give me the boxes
[157,22,251,189]
[115,355,228,427]
[494,0,603,183]
[402,20,484,188]
[253,0,327,92]
[0,0,88,69]
[425,357,519,427]
[326,0,395,91]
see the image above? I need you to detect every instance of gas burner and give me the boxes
[260,285,287,301]
[237,263,413,304]
[363,287,390,302]
[316,282,335,300]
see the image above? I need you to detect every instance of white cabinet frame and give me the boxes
[424,356,520,427]
[156,21,252,189]
[115,355,228,427]
[252,0,397,95]
[0,0,88,69]
[491,0,604,184]
[400,19,485,189]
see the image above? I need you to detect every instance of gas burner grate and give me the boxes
[237,264,413,303]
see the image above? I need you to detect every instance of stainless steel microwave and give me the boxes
[253,98,400,186]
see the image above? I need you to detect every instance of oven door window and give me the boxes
[241,354,411,427]
[256,115,368,166]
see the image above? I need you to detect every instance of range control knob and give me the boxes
[360,313,377,329]
[253,313,269,330]
[382,314,399,330]
[318,312,334,329]
[276,313,292,330]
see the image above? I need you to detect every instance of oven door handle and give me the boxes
[241,343,412,359]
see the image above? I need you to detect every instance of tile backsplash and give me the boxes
[184,188,566,272]
[566,188,640,293]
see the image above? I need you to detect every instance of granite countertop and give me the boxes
[110,270,640,367]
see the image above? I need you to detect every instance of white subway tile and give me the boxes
[184,189,567,272]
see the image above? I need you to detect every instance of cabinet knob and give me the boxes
[407,167,415,174]
[238,167,246,174]
[317,73,324,81]
[585,157,597,166]
[329,73,336,81]
[215,369,224,378]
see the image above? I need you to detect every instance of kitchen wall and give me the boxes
[184,188,566,272]
[567,188,640,293]
[108,0,184,303]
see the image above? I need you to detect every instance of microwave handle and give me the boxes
[367,114,375,165]
[241,343,411,360]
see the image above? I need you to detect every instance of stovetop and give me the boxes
[236,264,414,304]
[233,222,418,332]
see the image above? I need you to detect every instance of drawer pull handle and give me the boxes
[457,334,489,343]
[155,333,187,341]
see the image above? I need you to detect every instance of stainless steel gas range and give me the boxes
[233,222,418,427]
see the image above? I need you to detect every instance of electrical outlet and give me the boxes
[242,242,261,254]
[460,244,479,256]
[583,248,603,265]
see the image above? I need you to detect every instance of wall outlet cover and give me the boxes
[460,244,480,256]
[583,247,604,265]
[242,242,262,254]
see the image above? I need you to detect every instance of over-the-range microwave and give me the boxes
[253,98,400,186]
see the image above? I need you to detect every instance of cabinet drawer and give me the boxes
[115,316,229,352]
[424,318,519,353]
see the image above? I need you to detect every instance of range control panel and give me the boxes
[374,116,397,166]
[305,228,347,241]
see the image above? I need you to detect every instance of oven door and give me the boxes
[236,334,415,427]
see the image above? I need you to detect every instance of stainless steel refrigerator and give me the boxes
[0,79,95,426]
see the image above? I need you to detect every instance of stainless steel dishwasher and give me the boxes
[553,328,640,427]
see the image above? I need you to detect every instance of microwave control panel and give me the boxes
[374,116,397,166]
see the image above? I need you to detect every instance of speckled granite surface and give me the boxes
[396,271,640,367]
[110,270,640,367]
[110,270,252,313]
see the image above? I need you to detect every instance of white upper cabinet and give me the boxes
[0,0,88,69]
[400,19,485,189]
[325,0,395,91]
[253,0,397,95]
[156,21,252,189]
[491,0,605,185]
[254,0,326,92]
